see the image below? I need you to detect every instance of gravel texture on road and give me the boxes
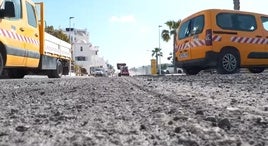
[0,74,267,146]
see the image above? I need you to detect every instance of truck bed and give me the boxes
[44,33,71,60]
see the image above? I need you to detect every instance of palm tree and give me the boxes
[152,47,163,72]
[233,0,240,10]
[161,20,181,73]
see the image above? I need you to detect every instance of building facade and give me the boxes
[64,28,107,75]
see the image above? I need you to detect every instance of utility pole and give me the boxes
[158,25,162,75]
[233,0,240,10]
[69,17,74,76]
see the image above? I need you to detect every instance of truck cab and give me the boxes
[0,0,71,78]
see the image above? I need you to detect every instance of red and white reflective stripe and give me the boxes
[0,28,39,46]
[231,36,268,45]
[176,35,222,51]
[213,35,222,41]
[190,40,206,48]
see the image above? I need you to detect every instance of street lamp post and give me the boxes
[158,25,162,75]
[69,17,74,43]
[69,17,74,76]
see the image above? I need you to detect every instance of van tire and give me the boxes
[217,49,240,74]
[48,60,63,78]
[183,67,201,75]
[0,53,3,75]
[248,67,265,73]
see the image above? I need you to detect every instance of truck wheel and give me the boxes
[8,69,27,78]
[48,60,63,78]
[0,53,3,76]
[248,67,265,73]
[217,50,240,74]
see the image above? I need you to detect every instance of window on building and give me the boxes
[80,46,83,52]
[75,56,86,61]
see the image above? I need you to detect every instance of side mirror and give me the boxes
[0,1,15,18]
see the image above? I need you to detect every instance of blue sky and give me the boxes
[33,0,268,68]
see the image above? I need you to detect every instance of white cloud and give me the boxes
[109,15,136,23]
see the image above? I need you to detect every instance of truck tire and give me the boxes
[0,53,3,76]
[217,49,240,74]
[48,60,63,78]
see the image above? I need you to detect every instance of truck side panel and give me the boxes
[43,33,71,60]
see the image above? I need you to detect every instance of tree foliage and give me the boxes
[152,47,163,69]
[45,26,70,42]
[162,20,180,43]
[161,20,181,68]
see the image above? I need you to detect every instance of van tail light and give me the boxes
[205,29,212,46]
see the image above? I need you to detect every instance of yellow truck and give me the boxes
[0,0,71,78]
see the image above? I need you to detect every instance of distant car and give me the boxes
[92,68,106,77]
[165,65,183,74]
[157,69,168,75]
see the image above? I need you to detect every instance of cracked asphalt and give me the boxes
[0,73,267,146]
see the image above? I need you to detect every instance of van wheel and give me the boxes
[248,67,265,73]
[183,67,201,75]
[217,50,240,74]
[48,60,63,78]
[0,53,3,75]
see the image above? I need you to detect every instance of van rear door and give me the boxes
[176,14,207,62]
[176,20,192,61]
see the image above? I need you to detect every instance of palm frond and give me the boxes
[161,29,171,42]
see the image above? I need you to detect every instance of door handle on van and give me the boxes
[19,27,25,32]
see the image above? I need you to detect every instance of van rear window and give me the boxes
[216,13,256,31]
[261,17,268,31]
[178,15,204,39]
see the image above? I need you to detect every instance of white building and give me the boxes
[64,28,107,74]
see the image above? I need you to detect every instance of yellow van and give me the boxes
[175,9,268,75]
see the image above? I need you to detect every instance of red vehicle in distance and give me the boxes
[117,63,130,77]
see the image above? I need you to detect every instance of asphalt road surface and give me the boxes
[0,73,267,146]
